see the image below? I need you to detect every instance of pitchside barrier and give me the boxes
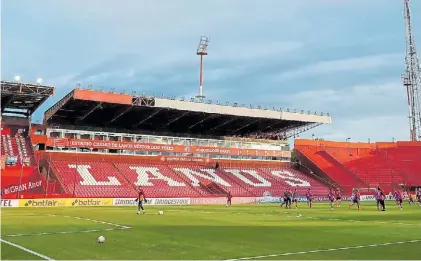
[0,195,409,208]
[255,195,405,204]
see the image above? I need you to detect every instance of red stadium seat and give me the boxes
[50,160,136,198]
[296,140,421,193]
[114,163,201,198]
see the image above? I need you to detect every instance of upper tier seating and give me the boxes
[1,125,34,166]
[45,154,329,198]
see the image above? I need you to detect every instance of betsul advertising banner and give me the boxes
[1,199,19,207]
[113,198,190,206]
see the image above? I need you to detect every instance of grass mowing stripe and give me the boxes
[224,239,421,260]
[2,214,132,237]
[168,209,421,226]
[49,214,132,229]
[0,238,54,260]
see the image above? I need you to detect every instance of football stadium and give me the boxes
[2,1,421,261]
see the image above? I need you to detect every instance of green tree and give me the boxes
[290,150,299,163]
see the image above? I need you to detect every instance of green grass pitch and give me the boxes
[1,202,420,260]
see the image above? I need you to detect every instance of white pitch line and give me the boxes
[2,214,132,238]
[56,214,131,229]
[302,216,421,226]
[167,209,298,220]
[0,238,55,260]
[224,239,421,261]
[2,227,130,237]
[168,209,421,227]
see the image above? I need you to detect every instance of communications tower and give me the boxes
[196,36,210,99]
[402,0,421,141]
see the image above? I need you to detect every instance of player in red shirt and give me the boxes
[135,187,147,215]
[335,188,342,208]
[226,191,232,207]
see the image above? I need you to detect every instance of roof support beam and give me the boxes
[105,106,133,125]
[43,91,74,123]
[79,102,102,121]
[210,117,238,131]
[231,119,260,134]
[163,111,190,127]
[133,108,164,128]
[283,122,322,138]
[188,114,216,130]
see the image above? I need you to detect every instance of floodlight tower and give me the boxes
[402,0,421,141]
[196,36,210,99]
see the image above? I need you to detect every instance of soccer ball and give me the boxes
[158,210,164,215]
[97,236,105,243]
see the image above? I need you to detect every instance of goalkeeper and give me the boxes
[135,187,147,215]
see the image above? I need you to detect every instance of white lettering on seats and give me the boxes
[174,168,231,187]
[128,166,185,187]
[68,164,121,186]
[225,169,271,187]
[271,170,310,187]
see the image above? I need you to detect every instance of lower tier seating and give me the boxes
[45,156,329,198]
[296,140,421,191]
[51,160,136,198]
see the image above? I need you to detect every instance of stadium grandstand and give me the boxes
[1,80,420,201]
[2,81,336,199]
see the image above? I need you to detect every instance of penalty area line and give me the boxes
[0,238,55,260]
[224,239,421,261]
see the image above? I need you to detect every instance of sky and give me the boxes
[2,0,421,143]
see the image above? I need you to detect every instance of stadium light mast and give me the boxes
[196,36,210,100]
[403,0,421,141]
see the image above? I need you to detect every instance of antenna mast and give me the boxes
[403,0,421,141]
[196,36,210,99]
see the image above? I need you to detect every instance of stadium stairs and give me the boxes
[295,147,361,194]
[33,152,330,198]
[295,139,421,192]
[1,125,47,198]
[317,150,366,186]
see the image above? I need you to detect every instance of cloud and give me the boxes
[298,115,409,143]
[2,0,419,144]
[282,81,409,143]
[273,53,403,82]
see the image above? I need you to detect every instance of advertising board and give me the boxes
[360,195,394,201]
[0,199,19,208]
[113,198,190,206]
[190,197,256,205]
[47,138,291,157]
[19,198,69,208]
[2,179,43,195]
[18,198,113,208]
